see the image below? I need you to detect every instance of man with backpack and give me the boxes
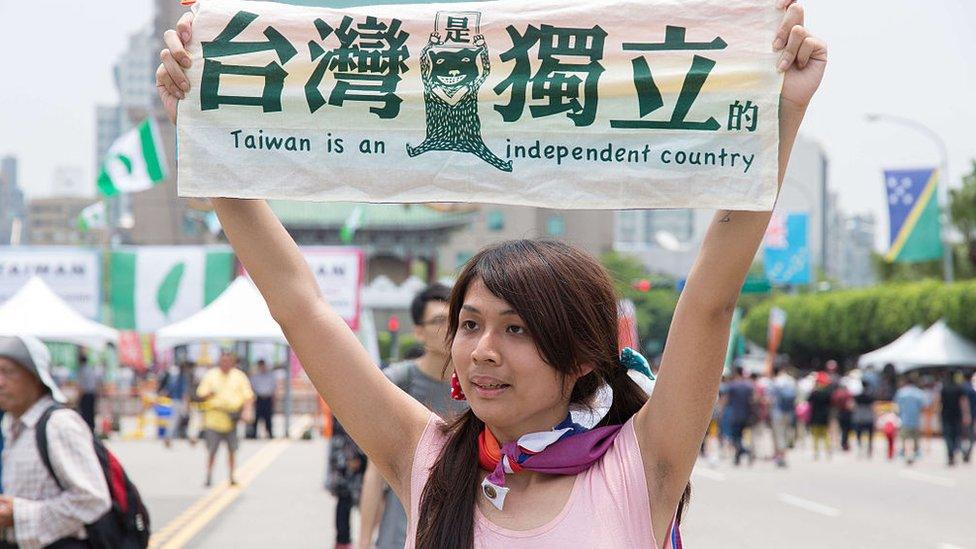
[0,334,150,549]
[0,334,109,548]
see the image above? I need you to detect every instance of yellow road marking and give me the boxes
[149,415,312,548]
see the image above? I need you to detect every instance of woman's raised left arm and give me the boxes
[633,1,827,542]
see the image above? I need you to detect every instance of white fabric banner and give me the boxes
[178,0,782,210]
[134,247,206,333]
[301,247,364,330]
[0,247,101,319]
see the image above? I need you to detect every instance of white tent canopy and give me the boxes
[155,276,287,349]
[361,275,427,310]
[0,276,118,348]
[897,320,976,371]
[857,325,924,371]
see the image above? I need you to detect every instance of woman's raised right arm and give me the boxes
[156,13,431,497]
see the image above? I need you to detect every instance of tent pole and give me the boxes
[284,345,293,438]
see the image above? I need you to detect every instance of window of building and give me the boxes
[546,215,565,237]
[456,251,473,267]
[487,210,505,232]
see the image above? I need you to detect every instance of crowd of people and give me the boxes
[703,360,976,469]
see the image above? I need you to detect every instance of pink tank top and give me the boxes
[404,414,674,548]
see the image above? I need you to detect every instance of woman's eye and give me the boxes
[436,59,445,64]
[462,57,470,62]
[507,325,526,335]
[461,320,478,331]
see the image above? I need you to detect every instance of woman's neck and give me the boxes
[485,403,571,444]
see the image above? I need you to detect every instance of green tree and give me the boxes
[599,252,679,356]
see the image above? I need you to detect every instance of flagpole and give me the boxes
[866,113,953,282]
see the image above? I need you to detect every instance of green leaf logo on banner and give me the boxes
[157,263,185,318]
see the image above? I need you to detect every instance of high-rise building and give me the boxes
[827,210,877,288]
[26,197,104,246]
[0,155,26,244]
[120,5,211,245]
[115,26,156,114]
[613,134,832,281]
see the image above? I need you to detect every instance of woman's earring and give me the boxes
[450,370,466,401]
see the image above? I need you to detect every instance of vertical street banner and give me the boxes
[884,168,943,263]
[110,246,235,332]
[0,247,101,320]
[177,0,784,210]
[301,247,364,330]
[763,212,810,285]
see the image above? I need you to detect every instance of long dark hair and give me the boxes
[415,239,689,548]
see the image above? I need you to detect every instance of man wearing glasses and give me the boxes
[356,284,468,549]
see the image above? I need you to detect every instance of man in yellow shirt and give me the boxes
[196,351,254,486]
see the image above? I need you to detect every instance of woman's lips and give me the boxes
[470,375,511,398]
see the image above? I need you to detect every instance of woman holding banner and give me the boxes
[157,1,825,546]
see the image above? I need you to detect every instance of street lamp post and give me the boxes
[866,113,953,283]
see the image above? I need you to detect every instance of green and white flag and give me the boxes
[110,246,234,331]
[97,118,167,197]
[339,205,364,244]
[76,201,106,232]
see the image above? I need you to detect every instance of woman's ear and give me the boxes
[576,362,596,379]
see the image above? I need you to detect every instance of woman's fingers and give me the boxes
[176,11,195,44]
[795,36,827,69]
[772,3,804,51]
[160,48,189,95]
[156,63,181,100]
[163,29,192,68]
[778,24,809,72]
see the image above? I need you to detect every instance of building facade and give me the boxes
[614,134,832,281]
[0,156,26,245]
[26,197,104,246]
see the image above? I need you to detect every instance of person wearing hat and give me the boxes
[0,334,110,548]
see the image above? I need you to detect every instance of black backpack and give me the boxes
[36,405,151,549]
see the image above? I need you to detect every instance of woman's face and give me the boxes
[452,278,583,440]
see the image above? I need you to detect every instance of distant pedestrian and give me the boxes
[962,373,976,463]
[248,360,276,439]
[768,366,797,467]
[894,375,928,465]
[0,334,110,548]
[724,367,755,466]
[876,409,900,460]
[76,349,102,433]
[938,371,971,467]
[159,361,193,447]
[327,417,365,549]
[831,378,854,452]
[196,351,255,486]
[852,381,877,458]
[807,372,833,460]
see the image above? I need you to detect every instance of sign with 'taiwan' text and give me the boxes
[178,0,783,210]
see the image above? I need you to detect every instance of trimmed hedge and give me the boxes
[741,280,976,363]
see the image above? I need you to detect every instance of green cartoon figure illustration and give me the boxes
[406,31,512,172]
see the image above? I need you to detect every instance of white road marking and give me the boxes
[692,467,727,481]
[777,493,841,517]
[899,470,957,488]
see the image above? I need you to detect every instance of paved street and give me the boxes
[109,427,974,549]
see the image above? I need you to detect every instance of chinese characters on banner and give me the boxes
[178,0,783,210]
